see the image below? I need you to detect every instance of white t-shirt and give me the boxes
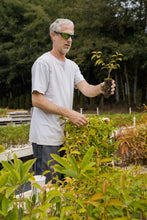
[29,52,84,145]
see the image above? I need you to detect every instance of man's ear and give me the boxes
[51,32,56,41]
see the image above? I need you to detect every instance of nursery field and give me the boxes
[0,110,146,150]
[0,110,147,219]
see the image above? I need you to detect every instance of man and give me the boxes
[29,18,115,183]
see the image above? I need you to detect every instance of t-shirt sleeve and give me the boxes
[74,62,85,87]
[31,61,50,94]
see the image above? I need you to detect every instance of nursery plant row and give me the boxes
[0,114,146,219]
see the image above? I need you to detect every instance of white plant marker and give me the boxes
[133,115,136,127]
[96,107,99,116]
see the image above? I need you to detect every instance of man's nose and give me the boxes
[67,36,72,42]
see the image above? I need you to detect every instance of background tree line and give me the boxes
[0,0,146,111]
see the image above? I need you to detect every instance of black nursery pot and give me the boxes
[104,78,113,96]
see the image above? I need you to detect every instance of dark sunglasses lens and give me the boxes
[71,35,74,39]
[61,33,74,39]
[61,33,69,39]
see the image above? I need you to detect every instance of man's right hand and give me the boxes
[67,110,88,127]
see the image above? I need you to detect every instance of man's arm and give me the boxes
[32,91,88,127]
[76,80,115,97]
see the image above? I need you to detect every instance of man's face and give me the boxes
[53,24,74,55]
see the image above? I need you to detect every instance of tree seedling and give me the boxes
[91,51,123,96]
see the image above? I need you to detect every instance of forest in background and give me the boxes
[0,0,147,111]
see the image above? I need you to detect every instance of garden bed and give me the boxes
[0,143,33,161]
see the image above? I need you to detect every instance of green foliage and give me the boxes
[102,112,147,127]
[25,94,31,110]
[1,97,7,108]
[0,123,30,149]
[0,108,7,117]
[19,95,25,109]
[51,146,95,180]
[62,115,116,162]
[0,112,146,150]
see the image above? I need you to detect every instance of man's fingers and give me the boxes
[68,110,88,127]
[111,80,116,94]
[76,117,88,127]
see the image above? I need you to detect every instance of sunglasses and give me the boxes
[54,31,74,40]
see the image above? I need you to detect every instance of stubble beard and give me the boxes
[61,45,71,55]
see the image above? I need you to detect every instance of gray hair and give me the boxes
[49,18,74,36]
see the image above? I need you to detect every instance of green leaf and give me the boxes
[54,164,66,174]
[46,190,61,202]
[106,199,127,207]
[99,158,112,163]
[19,207,23,220]
[63,191,75,201]
[0,187,6,193]
[21,173,34,185]
[13,153,18,168]
[60,206,74,219]
[91,54,97,60]
[81,147,94,170]
[0,145,5,153]
[1,161,14,172]
[130,200,147,210]
[42,170,50,176]
[25,198,31,212]
[107,187,120,197]
[6,185,18,198]
[48,217,60,220]
[63,169,78,179]
[71,150,80,155]
[0,210,5,216]
[11,170,21,182]
[31,183,41,190]
[51,154,69,169]
[80,162,95,173]
[88,192,104,201]
[12,157,23,180]
[113,218,127,220]
[2,197,8,216]
[82,173,95,183]
[67,155,79,174]
[0,172,10,188]
[22,158,36,180]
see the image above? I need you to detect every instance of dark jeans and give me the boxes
[32,143,64,184]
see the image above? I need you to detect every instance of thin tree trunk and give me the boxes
[115,72,119,102]
[99,95,104,112]
[146,85,147,103]
[133,68,138,105]
[124,62,131,106]
[120,74,125,101]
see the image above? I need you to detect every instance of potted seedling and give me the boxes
[91,51,123,96]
